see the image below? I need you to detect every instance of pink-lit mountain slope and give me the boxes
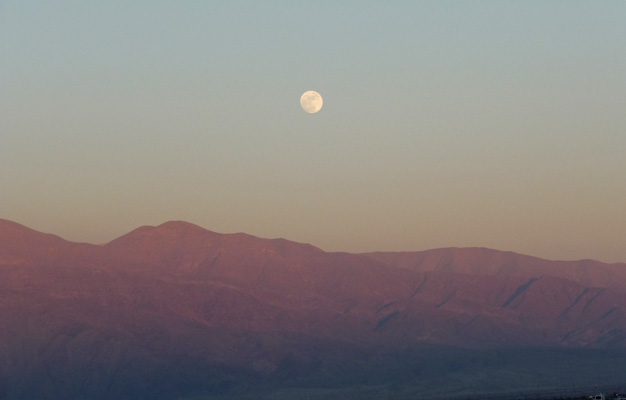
[1,219,625,400]
[2,218,625,347]
[361,248,626,347]
[363,247,626,294]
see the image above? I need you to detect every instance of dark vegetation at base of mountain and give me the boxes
[199,347,626,400]
[1,342,624,400]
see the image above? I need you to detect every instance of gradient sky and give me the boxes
[2,1,625,262]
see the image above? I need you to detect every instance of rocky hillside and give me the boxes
[1,219,624,399]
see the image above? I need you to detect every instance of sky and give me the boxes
[1,1,625,263]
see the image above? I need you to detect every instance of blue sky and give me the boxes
[2,1,625,262]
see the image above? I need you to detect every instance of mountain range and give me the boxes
[1,218,625,399]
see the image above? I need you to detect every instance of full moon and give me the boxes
[300,91,323,113]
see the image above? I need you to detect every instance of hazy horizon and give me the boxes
[2,1,625,263]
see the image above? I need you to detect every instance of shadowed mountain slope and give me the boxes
[362,247,626,293]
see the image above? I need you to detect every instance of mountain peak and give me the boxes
[105,220,219,245]
[0,219,75,265]
[0,218,47,236]
[0,218,69,246]
[154,220,209,232]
